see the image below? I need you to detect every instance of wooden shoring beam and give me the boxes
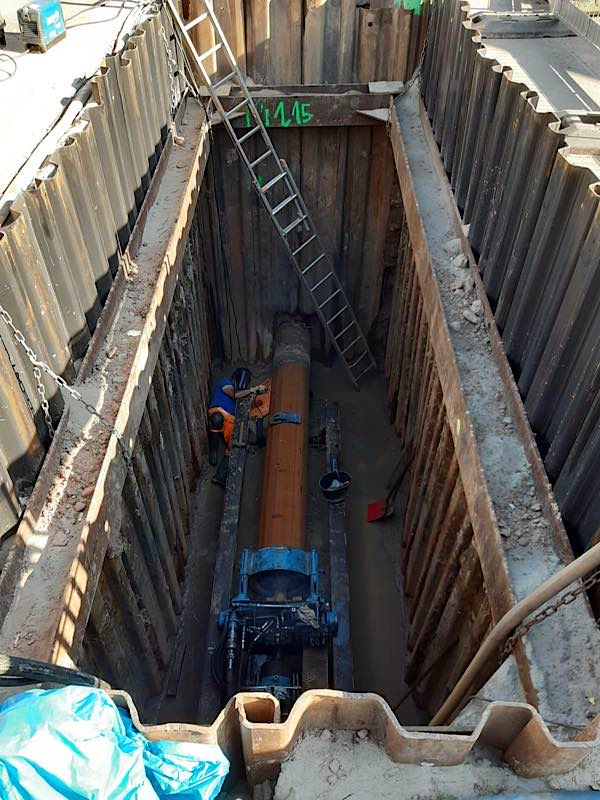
[0,98,210,667]
[389,85,600,729]
[216,84,395,127]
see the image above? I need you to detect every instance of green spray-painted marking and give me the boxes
[245,100,313,128]
[394,0,425,15]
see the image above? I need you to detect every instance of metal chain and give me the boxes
[159,17,178,119]
[0,303,133,472]
[1,333,38,424]
[395,9,429,102]
[159,4,202,121]
[33,365,55,438]
[501,567,600,662]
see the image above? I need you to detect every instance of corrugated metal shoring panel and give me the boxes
[0,0,428,541]
[185,0,429,86]
[79,217,213,706]
[421,0,600,554]
[0,8,183,540]
[384,217,492,717]
[200,125,403,363]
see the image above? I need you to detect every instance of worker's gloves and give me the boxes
[254,384,268,395]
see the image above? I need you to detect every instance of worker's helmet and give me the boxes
[232,367,252,391]
[209,411,225,432]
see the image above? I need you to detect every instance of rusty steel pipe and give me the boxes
[258,321,311,550]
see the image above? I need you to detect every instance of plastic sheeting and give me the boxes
[0,687,229,799]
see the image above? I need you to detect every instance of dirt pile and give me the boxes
[271,729,600,800]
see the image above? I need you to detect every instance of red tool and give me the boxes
[367,450,413,523]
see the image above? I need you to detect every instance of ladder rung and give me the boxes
[318,288,341,309]
[184,11,208,30]
[350,351,369,369]
[282,216,306,236]
[292,235,317,256]
[311,272,334,292]
[301,253,325,275]
[225,99,247,119]
[271,194,297,215]
[327,306,348,325]
[342,335,363,355]
[213,71,237,90]
[335,321,356,340]
[261,172,287,193]
[251,151,272,168]
[199,43,222,61]
[238,125,262,144]
[354,364,374,382]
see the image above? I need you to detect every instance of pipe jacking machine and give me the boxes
[218,322,338,712]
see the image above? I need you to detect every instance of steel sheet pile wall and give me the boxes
[0,8,182,541]
[421,0,600,553]
[79,222,212,705]
[183,0,428,85]
[198,125,402,362]
[385,220,493,717]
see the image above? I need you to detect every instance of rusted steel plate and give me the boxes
[219,89,393,127]
[103,689,596,782]
[0,99,210,667]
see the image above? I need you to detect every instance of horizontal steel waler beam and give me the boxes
[389,84,600,734]
[214,84,398,127]
[0,98,211,667]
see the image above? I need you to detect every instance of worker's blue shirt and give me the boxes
[209,378,236,416]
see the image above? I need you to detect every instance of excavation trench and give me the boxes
[1,82,600,795]
[63,93,597,739]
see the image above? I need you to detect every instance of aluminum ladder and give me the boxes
[165,0,376,387]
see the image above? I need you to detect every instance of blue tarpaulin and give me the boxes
[0,686,229,799]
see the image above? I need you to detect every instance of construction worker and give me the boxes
[208,368,267,484]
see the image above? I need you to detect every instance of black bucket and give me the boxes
[319,459,352,503]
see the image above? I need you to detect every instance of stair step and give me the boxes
[199,43,222,61]
[301,253,325,275]
[184,11,208,30]
[271,194,297,215]
[292,235,317,256]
